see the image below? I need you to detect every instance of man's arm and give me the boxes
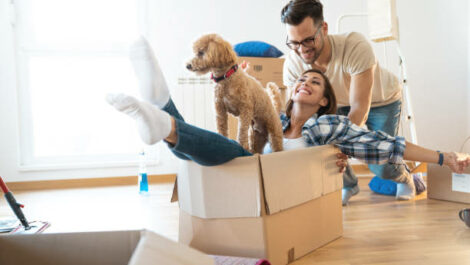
[348,66,375,127]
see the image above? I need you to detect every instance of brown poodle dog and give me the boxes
[186,34,283,153]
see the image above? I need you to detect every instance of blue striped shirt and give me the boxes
[280,113,406,165]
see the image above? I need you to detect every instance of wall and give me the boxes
[468,1,470,151]
[0,0,20,182]
[145,0,288,94]
[0,0,469,182]
[396,0,468,151]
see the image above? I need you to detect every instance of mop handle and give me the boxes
[0,176,30,230]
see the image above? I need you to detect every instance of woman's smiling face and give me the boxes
[292,71,328,107]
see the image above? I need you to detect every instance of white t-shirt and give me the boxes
[263,137,308,154]
[283,32,402,107]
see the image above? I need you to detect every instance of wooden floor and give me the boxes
[1,178,470,265]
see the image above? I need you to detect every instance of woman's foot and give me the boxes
[130,37,170,108]
[342,185,360,206]
[106,93,171,145]
[396,179,416,200]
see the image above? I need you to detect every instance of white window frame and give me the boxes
[11,0,161,171]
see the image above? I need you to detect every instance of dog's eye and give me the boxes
[197,51,204,57]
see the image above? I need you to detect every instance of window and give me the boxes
[13,0,159,169]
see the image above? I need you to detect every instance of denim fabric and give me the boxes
[338,100,408,187]
[162,98,252,166]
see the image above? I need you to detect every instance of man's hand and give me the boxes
[336,152,348,173]
[444,152,470,173]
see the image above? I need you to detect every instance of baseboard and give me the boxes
[6,174,177,191]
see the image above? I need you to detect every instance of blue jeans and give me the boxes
[338,100,408,188]
[162,98,252,166]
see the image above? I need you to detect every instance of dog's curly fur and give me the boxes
[186,34,283,153]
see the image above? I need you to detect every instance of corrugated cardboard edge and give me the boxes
[171,178,178,203]
[129,230,215,265]
[257,154,270,215]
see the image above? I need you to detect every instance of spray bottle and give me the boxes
[138,150,149,195]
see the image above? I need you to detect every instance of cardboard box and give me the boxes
[173,145,343,265]
[238,56,288,109]
[428,164,470,204]
[238,57,285,89]
[228,57,288,141]
[0,230,214,265]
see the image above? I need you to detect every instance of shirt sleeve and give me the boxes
[343,32,377,75]
[302,114,406,164]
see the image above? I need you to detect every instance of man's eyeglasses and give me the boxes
[286,24,323,50]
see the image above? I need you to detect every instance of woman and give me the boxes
[107,38,470,203]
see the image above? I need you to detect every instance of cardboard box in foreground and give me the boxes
[173,145,343,265]
[0,230,214,265]
[428,164,470,204]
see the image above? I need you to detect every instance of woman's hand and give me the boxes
[444,152,470,173]
[336,152,348,173]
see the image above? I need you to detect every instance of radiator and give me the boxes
[175,76,216,132]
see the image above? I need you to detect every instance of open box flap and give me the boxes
[129,230,214,265]
[0,230,141,265]
[176,155,262,219]
[260,145,341,215]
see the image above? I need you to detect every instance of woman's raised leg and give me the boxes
[106,94,251,166]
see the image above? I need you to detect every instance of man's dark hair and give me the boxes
[281,0,324,26]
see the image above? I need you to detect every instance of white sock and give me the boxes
[106,93,172,145]
[396,178,416,201]
[342,185,359,206]
[130,37,170,108]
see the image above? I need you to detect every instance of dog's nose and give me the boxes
[186,64,192,70]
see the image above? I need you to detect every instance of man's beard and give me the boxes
[299,36,324,65]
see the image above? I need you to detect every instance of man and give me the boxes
[281,0,413,205]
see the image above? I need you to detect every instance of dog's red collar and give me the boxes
[211,64,238,83]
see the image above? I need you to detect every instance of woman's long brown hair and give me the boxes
[285,68,337,118]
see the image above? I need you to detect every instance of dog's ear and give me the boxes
[208,37,237,69]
